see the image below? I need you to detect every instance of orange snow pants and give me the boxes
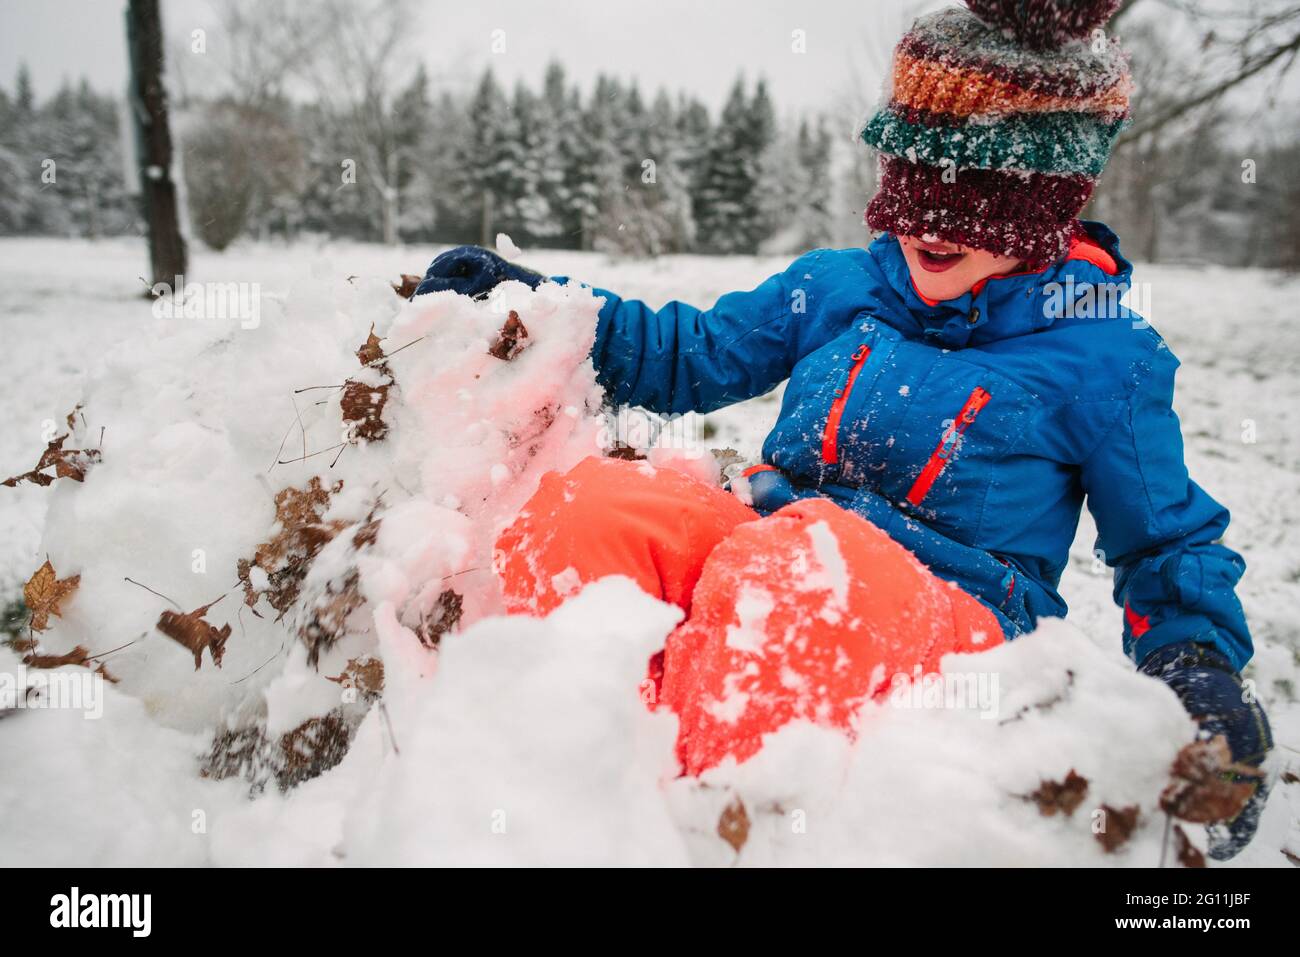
[496,457,1002,775]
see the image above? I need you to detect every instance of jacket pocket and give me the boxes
[821,343,872,465]
[905,386,992,506]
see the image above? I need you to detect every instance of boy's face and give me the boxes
[898,235,1023,303]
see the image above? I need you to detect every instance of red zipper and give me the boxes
[997,557,1017,606]
[821,344,871,464]
[906,386,991,506]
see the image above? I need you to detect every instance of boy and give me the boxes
[416,0,1271,858]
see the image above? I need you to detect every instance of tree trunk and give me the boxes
[383,151,400,245]
[126,0,187,288]
[85,180,100,239]
[479,187,494,247]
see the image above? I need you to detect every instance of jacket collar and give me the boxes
[865,220,1135,348]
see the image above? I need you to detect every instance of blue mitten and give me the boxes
[1139,641,1273,860]
[412,246,544,300]
[742,468,795,510]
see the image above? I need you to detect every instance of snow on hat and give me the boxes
[860,0,1132,267]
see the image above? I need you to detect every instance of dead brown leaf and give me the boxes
[203,708,355,792]
[711,448,746,473]
[351,517,381,550]
[340,378,391,442]
[1028,770,1089,817]
[239,477,347,616]
[156,595,231,670]
[342,325,392,442]
[356,325,385,366]
[1095,804,1140,853]
[1160,737,1262,824]
[23,560,80,632]
[488,310,529,361]
[326,655,385,700]
[278,711,353,789]
[299,570,364,666]
[391,274,421,299]
[20,643,119,683]
[717,796,750,853]
[3,434,101,488]
[415,589,462,648]
[297,510,383,666]
[604,445,646,461]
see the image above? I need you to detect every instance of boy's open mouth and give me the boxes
[916,246,967,273]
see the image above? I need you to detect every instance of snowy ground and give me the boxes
[0,235,1296,866]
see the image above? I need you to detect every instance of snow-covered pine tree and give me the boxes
[645,89,697,252]
[593,81,658,257]
[794,119,834,249]
[391,64,438,242]
[507,80,564,244]
[593,86,697,257]
[425,90,475,241]
[741,79,778,251]
[692,78,749,253]
[293,101,377,240]
[755,123,803,254]
[0,68,63,235]
[675,93,711,234]
[694,77,778,254]
[453,69,518,246]
[22,79,133,239]
[0,83,36,234]
[13,63,34,113]
[564,74,626,251]
[539,62,583,246]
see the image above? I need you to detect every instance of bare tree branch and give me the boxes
[1119,26,1300,142]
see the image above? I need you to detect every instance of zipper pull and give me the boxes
[834,345,869,396]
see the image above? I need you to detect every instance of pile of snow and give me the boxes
[3,574,1245,867]
[11,260,608,732]
[0,244,1291,866]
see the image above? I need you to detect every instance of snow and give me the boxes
[679,618,1196,867]
[235,579,689,867]
[0,646,225,866]
[725,586,776,654]
[803,519,850,610]
[494,232,522,260]
[0,236,1296,867]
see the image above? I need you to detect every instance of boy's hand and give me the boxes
[413,246,544,300]
[1139,641,1273,860]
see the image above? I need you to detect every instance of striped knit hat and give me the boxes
[861,0,1132,267]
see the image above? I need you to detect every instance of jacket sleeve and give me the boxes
[1080,344,1252,671]
[579,250,847,415]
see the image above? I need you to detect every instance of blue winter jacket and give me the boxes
[585,221,1252,670]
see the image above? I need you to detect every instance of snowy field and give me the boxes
[0,235,1296,867]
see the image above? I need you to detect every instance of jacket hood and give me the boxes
[864,220,1135,348]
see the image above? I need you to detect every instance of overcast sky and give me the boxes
[1,0,1294,129]
[0,0,935,113]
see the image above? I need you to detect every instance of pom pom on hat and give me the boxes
[964,0,1122,51]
